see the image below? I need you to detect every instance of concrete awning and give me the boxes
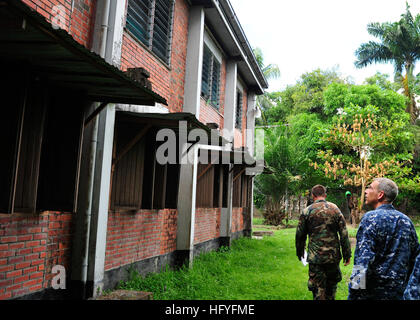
[116,111,230,145]
[0,0,166,106]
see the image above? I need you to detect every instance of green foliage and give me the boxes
[324,82,408,121]
[256,113,330,202]
[364,72,397,91]
[256,61,419,217]
[264,68,344,123]
[354,3,420,122]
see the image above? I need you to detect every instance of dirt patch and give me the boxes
[349,237,357,249]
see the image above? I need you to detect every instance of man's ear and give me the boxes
[378,190,386,202]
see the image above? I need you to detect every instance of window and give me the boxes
[235,90,243,129]
[110,119,180,211]
[201,44,221,109]
[126,0,175,63]
[0,74,84,214]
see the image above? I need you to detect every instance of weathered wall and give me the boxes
[120,0,189,112]
[0,211,72,300]
[231,207,244,234]
[194,208,221,245]
[105,209,177,271]
[21,0,97,48]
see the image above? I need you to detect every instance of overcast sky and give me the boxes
[229,0,420,92]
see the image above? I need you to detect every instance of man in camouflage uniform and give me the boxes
[296,185,352,300]
[404,253,420,300]
[348,178,419,300]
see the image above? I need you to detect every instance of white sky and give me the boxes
[229,0,420,92]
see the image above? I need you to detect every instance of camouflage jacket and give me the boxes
[295,199,352,264]
[403,253,420,300]
[348,204,420,300]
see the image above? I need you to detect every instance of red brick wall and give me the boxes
[0,211,72,300]
[21,0,96,48]
[105,209,177,271]
[231,207,244,234]
[194,208,220,244]
[120,0,189,113]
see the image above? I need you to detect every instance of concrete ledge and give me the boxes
[103,251,178,291]
[252,230,274,237]
[95,289,153,300]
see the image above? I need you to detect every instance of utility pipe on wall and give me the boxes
[79,0,111,296]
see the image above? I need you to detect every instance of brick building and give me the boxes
[0,0,267,300]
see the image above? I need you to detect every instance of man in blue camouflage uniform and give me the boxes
[348,178,419,300]
[296,185,352,300]
[403,253,420,300]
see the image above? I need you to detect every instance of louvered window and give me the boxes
[201,44,221,109]
[235,90,243,129]
[126,0,174,64]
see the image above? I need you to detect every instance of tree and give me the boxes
[264,68,345,123]
[253,47,280,125]
[354,3,420,123]
[311,109,415,223]
[323,82,408,122]
[254,47,281,81]
[255,113,330,225]
[364,72,395,91]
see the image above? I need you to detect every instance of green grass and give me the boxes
[118,224,357,300]
[118,216,420,300]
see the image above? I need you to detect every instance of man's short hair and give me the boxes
[374,178,398,203]
[312,185,327,197]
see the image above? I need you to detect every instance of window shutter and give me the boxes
[126,0,174,64]
[201,45,212,99]
[210,59,220,109]
[152,0,174,62]
[235,91,243,129]
[126,0,152,47]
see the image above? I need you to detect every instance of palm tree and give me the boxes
[253,47,281,125]
[354,2,420,123]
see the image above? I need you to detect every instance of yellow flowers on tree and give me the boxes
[310,112,412,223]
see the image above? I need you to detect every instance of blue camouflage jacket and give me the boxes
[403,253,420,300]
[348,204,420,300]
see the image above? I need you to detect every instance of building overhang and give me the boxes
[0,0,167,106]
[191,0,268,94]
[115,111,230,146]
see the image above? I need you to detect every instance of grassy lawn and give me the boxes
[117,216,419,300]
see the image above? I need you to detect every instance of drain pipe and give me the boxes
[80,0,111,297]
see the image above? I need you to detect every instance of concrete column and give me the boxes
[223,60,237,144]
[183,6,205,117]
[70,0,123,299]
[92,0,125,66]
[219,60,237,245]
[87,104,115,297]
[220,163,233,247]
[246,92,257,155]
[175,129,198,268]
[104,0,126,67]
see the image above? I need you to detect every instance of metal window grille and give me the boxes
[201,44,220,109]
[126,0,174,63]
[210,59,220,108]
[201,45,212,99]
[235,90,243,129]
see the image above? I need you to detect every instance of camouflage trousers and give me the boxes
[308,263,342,300]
